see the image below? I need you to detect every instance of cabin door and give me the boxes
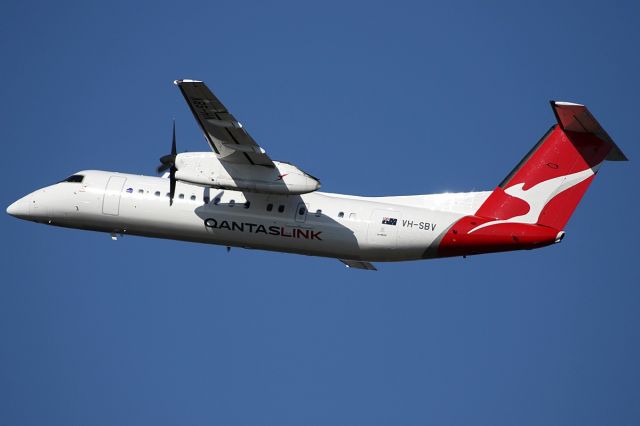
[102,176,127,215]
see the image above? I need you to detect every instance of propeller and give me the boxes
[157,120,177,205]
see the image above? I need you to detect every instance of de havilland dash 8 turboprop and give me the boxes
[7,80,628,270]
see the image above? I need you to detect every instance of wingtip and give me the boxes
[174,79,203,85]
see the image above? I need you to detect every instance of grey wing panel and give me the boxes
[175,80,274,167]
[339,259,378,270]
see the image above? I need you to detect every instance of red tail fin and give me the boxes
[475,101,627,231]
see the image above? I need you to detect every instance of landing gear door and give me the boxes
[367,209,401,248]
[102,176,127,215]
[295,202,310,223]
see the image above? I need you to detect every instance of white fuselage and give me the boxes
[9,170,492,262]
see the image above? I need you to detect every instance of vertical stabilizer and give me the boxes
[474,101,626,231]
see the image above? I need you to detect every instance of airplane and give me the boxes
[6,80,628,270]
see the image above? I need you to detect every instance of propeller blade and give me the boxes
[169,166,176,206]
[169,119,177,205]
[156,120,178,175]
[157,162,171,174]
[156,119,178,205]
[171,119,176,156]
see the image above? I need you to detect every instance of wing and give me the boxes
[174,79,274,167]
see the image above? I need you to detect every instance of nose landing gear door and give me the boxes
[102,176,127,215]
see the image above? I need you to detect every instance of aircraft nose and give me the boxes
[6,197,29,218]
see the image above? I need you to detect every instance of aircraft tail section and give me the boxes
[434,101,627,258]
[474,101,626,231]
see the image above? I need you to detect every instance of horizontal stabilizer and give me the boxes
[551,101,628,161]
[339,259,377,270]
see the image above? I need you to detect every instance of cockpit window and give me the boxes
[62,174,84,183]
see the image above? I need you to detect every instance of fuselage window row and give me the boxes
[129,188,332,219]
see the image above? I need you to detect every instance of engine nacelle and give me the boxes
[174,152,321,194]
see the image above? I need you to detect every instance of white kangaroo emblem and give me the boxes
[468,163,601,234]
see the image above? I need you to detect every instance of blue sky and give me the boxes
[1,1,639,425]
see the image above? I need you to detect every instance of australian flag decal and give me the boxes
[382,217,397,226]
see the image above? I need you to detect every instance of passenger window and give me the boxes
[229,200,235,207]
[154,191,161,196]
[315,209,322,217]
[244,201,251,209]
[166,193,170,198]
[338,212,344,218]
[266,203,273,212]
[138,189,144,194]
[298,206,306,215]
[190,195,196,201]
[178,194,184,199]
[278,205,285,213]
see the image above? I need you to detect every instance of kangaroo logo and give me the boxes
[468,163,601,234]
